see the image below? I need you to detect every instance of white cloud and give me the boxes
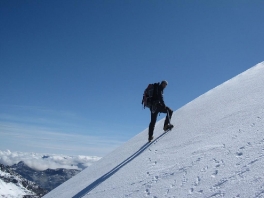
[0,150,101,171]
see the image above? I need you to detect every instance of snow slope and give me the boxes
[44,62,264,198]
[0,178,29,198]
[0,169,36,198]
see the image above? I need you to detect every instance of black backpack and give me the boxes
[141,83,159,108]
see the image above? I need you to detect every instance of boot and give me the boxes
[163,124,174,131]
[148,136,154,142]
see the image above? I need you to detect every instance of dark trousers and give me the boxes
[148,105,173,139]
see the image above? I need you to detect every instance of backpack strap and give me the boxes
[152,83,160,101]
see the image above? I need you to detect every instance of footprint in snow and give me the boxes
[189,188,194,194]
[145,188,150,196]
[200,165,208,172]
[170,179,177,189]
[213,158,224,168]
[153,175,159,183]
[194,176,201,186]
[211,170,218,178]
[236,152,243,157]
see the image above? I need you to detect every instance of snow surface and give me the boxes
[44,62,264,198]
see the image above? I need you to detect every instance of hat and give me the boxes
[161,80,168,85]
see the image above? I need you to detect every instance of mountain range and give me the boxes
[0,150,100,197]
[11,161,81,192]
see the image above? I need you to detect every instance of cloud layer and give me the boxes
[0,150,101,171]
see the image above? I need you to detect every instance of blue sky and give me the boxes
[1,1,263,157]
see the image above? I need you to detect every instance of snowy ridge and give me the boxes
[44,62,264,198]
[0,163,47,198]
[0,169,33,198]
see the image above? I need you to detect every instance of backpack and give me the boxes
[141,83,159,108]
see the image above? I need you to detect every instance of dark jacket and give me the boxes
[152,83,165,107]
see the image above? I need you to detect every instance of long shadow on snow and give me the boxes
[72,132,168,198]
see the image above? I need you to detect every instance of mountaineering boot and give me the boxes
[148,136,154,142]
[163,124,174,132]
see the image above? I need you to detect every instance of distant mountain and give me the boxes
[0,163,47,197]
[11,161,81,191]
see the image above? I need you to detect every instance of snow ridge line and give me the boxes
[72,131,169,198]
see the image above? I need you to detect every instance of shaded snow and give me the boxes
[44,62,264,198]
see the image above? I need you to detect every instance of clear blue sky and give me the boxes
[1,1,263,157]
